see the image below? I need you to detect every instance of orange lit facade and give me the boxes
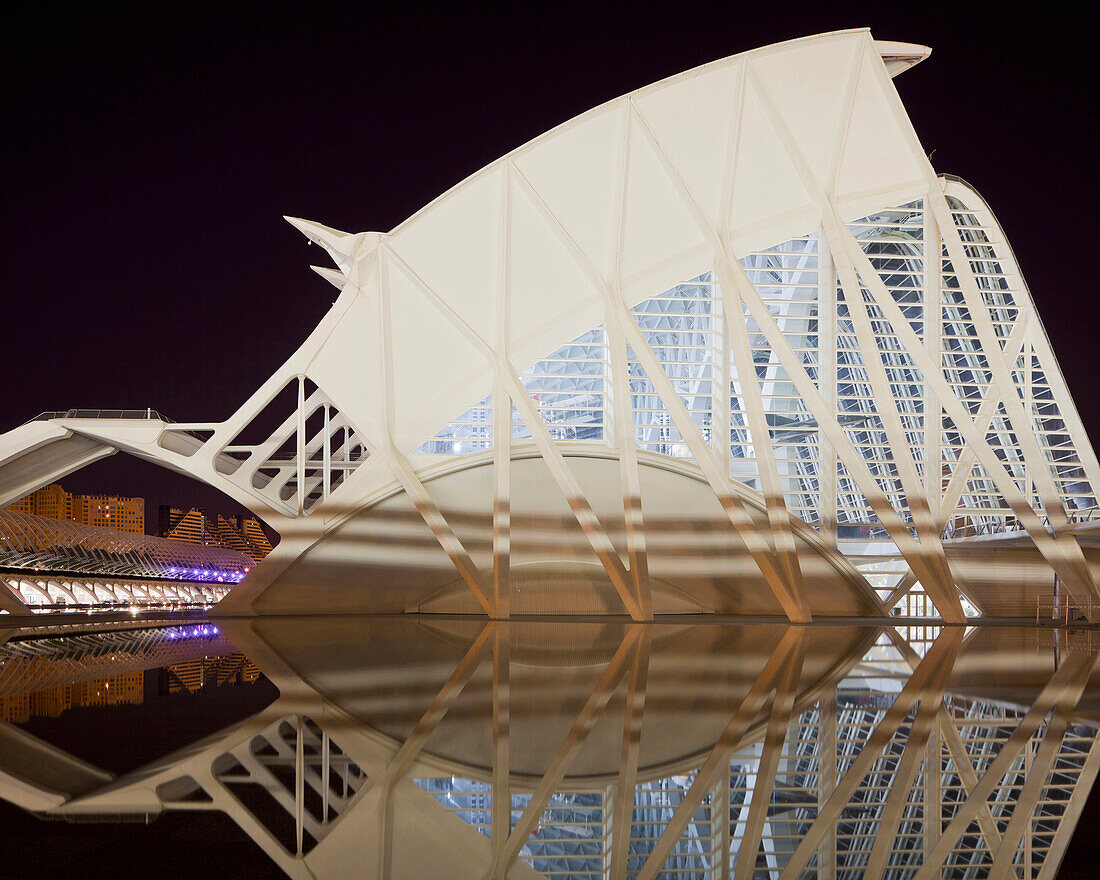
[159,507,273,562]
[0,671,144,723]
[6,483,145,534]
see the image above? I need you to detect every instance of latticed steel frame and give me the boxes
[0,30,1095,624]
[0,510,251,580]
[0,510,248,611]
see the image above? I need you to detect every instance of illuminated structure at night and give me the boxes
[159,506,273,563]
[0,30,1096,622]
[6,483,145,534]
[0,509,250,611]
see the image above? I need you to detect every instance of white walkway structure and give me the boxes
[1,30,1096,621]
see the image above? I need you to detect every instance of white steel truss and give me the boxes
[0,30,1095,621]
[0,571,230,612]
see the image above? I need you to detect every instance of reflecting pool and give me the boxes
[1,615,1097,878]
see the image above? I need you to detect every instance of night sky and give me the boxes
[3,4,1096,520]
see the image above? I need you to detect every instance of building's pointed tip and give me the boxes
[311,264,347,290]
[283,217,356,264]
[875,40,932,77]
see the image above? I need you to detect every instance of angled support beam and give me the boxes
[607,308,652,619]
[494,165,513,618]
[1036,730,1100,880]
[625,98,810,622]
[1021,321,1100,496]
[508,157,655,620]
[492,378,511,618]
[838,214,1095,601]
[609,629,651,880]
[778,627,964,879]
[929,188,1075,536]
[717,263,807,609]
[202,771,317,880]
[0,578,30,614]
[387,623,495,785]
[884,572,919,611]
[501,362,645,620]
[861,640,958,878]
[618,312,809,622]
[730,64,964,621]
[634,628,806,880]
[376,246,496,617]
[604,111,652,619]
[936,316,1029,530]
[723,255,959,619]
[884,627,1005,850]
[490,626,643,878]
[388,446,496,616]
[732,639,805,880]
[910,647,1098,880]
[823,219,962,622]
[511,140,809,622]
[379,623,495,878]
[988,712,1068,876]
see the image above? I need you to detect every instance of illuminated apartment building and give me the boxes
[159,506,272,562]
[165,654,261,693]
[68,672,144,708]
[5,483,145,534]
[0,671,145,722]
[159,506,210,544]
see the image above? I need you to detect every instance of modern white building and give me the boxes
[0,29,1096,622]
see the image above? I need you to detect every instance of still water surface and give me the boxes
[1,616,1097,879]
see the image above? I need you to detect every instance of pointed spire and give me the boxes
[284,216,356,269]
[311,265,347,290]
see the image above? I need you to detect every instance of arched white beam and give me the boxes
[0,576,29,613]
[0,421,117,507]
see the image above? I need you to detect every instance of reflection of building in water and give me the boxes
[412,632,1098,879]
[0,651,262,723]
[165,653,260,693]
[5,483,145,534]
[0,670,143,723]
[0,624,238,696]
[1,618,1096,878]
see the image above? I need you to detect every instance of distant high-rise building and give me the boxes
[159,506,272,562]
[165,654,260,693]
[160,506,210,544]
[5,483,145,534]
[232,515,274,562]
[0,671,145,723]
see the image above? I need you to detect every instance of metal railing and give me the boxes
[1035,595,1098,625]
[944,506,1099,541]
[25,408,173,424]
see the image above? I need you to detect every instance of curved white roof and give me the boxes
[281,29,931,454]
[3,29,1095,625]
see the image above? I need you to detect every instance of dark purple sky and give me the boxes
[3,4,1096,519]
